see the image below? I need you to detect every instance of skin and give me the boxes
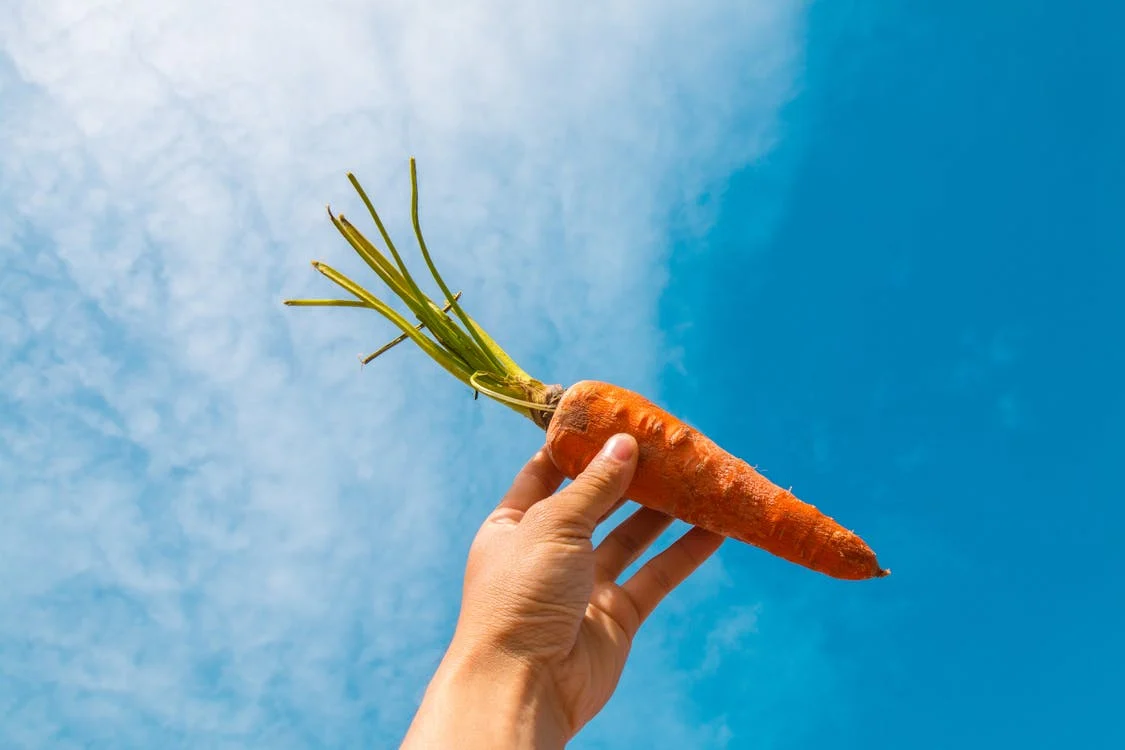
[400,433,726,748]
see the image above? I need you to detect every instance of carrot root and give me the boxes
[546,380,889,581]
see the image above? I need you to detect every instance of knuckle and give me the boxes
[575,465,620,498]
[613,525,645,554]
[647,561,676,595]
[524,501,591,541]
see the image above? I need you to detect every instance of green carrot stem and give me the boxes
[338,212,491,372]
[407,158,508,375]
[284,299,372,308]
[361,291,463,364]
[329,211,489,371]
[344,173,481,368]
[309,261,473,383]
[285,159,556,424]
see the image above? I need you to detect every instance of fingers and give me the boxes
[594,506,674,582]
[548,434,638,533]
[493,446,567,518]
[596,496,630,525]
[620,526,725,632]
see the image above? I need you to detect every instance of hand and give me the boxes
[401,434,725,748]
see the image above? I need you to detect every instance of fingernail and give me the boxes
[602,434,635,462]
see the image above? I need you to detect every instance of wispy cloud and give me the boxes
[1,1,804,745]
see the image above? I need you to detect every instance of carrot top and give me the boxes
[284,159,561,427]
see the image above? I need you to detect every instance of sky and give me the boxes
[0,1,1121,749]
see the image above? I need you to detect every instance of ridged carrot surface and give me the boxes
[546,381,888,580]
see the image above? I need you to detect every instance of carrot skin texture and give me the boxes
[545,380,888,580]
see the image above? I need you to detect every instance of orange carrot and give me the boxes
[286,158,889,581]
[546,381,888,580]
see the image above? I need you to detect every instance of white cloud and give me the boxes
[1,0,805,745]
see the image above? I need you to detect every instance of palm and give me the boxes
[462,448,724,736]
[552,580,645,726]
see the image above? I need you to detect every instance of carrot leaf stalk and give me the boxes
[284,158,562,427]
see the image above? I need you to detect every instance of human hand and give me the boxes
[401,433,725,748]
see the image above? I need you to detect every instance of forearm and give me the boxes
[400,642,570,749]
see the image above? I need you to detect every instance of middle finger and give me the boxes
[594,505,674,582]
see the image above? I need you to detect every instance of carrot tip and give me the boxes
[878,568,891,577]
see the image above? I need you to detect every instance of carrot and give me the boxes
[285,159,889,581]
[546,381,887,580]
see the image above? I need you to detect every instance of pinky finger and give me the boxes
[620,526,725,632]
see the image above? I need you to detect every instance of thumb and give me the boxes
[550,433,638,531]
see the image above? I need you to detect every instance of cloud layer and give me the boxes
[1,1,804,746]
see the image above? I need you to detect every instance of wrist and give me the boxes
[402,639,570,749]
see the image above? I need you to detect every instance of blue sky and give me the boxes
[1,1,1121,749]
[662,2,1123,747]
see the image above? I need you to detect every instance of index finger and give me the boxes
[495,445,567,516]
